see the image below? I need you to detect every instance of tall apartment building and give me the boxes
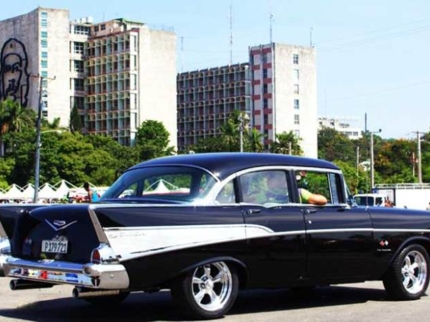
[177,43,317,157]
[0,7,177,147]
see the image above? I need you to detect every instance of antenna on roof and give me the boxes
[310,27,314,47]
[228,3,234,64]
[269,13,274,43]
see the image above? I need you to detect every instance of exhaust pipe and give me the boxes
[10,279,54,290]
[72,287,121,299]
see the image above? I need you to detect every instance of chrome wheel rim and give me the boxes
[402,250,427,294]
[191,261,232,312]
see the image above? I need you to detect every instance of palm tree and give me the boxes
[0,99,36,156]
[248,128,264,152]
[270,131,303,155]
[42,117,61,130]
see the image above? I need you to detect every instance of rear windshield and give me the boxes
[101,166,217,203]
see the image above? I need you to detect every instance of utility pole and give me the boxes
[369,129,381,192]
[416,131,426,184]
[33,76,44,203]
[32,74,55,203]
[229,4,233,64]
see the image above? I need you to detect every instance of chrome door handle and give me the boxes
[247,209,262,215]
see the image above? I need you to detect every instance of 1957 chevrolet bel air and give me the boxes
[0,152,429,319]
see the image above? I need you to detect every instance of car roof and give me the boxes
[127,152,339,181]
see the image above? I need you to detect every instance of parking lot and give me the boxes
[0,278,429,322]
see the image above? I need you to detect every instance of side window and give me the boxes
[240,170,289,205]
[295,170,331,205]
[215,181,235,204]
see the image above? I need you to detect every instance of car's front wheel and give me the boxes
[172,261,239,319]
[383,244,429,300]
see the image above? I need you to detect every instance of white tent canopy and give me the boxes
[2,184,23,200]
[21,184,35,200]
[38,183,57,199]
[52,180,75,199]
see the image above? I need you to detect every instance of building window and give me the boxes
[74,60,84,73]
[41,60,48,68]
[101,24,106,31]
[74,79,85,91]
[263,53,268,64]
[263,84,268,94]
[94,26,99,32]
[294,130,300,137]
[41,71,48,78]
[264,114,268,124]
[41,51,48,59]
[263,98,268,108]
[41,40,48,48]
[41,31,48,38]
[294,114,300,125]
[73,42,84,54]
[73,25,90,35]
[294,69,299,81]
[40,11,48,27]
[294,84,299,94]
[294,99,300,110]
[263,68,268,79]
[293,54,299,64]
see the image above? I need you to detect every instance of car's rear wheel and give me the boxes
[172,261,239,319]
[383,244,429,300]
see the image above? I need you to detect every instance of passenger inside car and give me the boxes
[296,171,328,205]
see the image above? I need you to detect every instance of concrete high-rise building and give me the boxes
[0,7,177,147]
[177,63,251,151]
[250,43,317,157]
[177,43,317,157]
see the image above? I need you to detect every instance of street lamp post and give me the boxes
[369,129,381,192]
[33,76,44,203]
[238,113,249,152]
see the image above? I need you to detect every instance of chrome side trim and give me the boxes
[4,259,129,289]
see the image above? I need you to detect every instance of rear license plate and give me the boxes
[41,240,68,254]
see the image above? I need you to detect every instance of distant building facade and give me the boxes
[318,116,363,139]
[177,63,251,150]
[177,43,318,157]
[0,7,177,147]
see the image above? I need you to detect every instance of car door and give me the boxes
[296,170,374,282]
[236,169,307,288]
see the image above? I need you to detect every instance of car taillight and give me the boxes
[91,249,101,264]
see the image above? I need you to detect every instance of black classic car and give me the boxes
[1,152,430,319]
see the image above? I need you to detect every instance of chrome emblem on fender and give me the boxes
[45,219,78,232]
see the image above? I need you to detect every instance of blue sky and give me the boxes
[3,0,430,139]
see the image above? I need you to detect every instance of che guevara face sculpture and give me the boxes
[0,38,30,107]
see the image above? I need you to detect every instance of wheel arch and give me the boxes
[388,236,430,268]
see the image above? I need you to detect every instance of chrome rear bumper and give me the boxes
[0,238,10,277]
[4,258,129,290]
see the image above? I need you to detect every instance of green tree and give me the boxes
[270,131,303,155]
[69,103,82,133]
[135,120,175,161]
[42,117,61,130]
[0,99,36,156]
[318,127,355,162]
[248,128,264,152]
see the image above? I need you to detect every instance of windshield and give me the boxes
[101,166,217,203]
